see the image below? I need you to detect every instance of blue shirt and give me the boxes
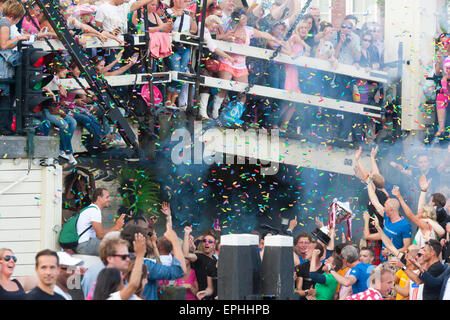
[142,257,184,300]
[81,261,105,298]
[349,262,375,294]
[381,214,412,261]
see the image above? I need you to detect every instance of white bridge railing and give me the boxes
[38,32,388,119]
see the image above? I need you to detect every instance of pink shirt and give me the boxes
[218,26,254,70]
[22,16,40,34]
[174,269,198,300]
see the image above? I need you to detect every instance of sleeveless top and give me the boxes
[0,279,26,300]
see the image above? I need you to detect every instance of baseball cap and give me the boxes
[57,251,83,267]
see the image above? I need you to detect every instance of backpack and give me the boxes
[59,205,95,249]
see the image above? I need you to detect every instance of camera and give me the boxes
[183,9,190,15]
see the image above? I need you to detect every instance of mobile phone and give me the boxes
[42,27,48,33]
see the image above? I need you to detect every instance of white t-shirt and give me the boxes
[409,270,424,300]
[76,204,102,244]
[443,277,450,300]
[54,285,72,300]
[95,1,134,33]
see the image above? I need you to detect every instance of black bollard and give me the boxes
[218,234,261,300]
[260,235,296,300]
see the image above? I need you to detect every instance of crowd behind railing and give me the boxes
[0,0,446,154]
[0,0,418,162]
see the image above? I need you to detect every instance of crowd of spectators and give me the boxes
[0,0,400,150]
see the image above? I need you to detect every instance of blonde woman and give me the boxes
[0,248,38,300]
[392,179,445,248]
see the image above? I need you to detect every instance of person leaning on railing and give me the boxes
[131,0,173,35]
[0,1,29,82]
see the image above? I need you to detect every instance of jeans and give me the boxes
[68,109,105,144]
[44,109,76,154]
[266,63,285,125]
[267,63,285,90]
[167,45,191,94]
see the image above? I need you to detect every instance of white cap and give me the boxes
[57,252,83,267]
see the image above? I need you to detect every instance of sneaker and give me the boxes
[67,153,78,165]
[59,151,70,161]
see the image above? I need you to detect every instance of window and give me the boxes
[346,0,379,28]
[301,0,332,23]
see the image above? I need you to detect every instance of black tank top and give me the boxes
[148,12,159,28]
[0,279,27,300]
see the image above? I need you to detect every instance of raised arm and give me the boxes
[370,146,381,175]
[92,214,125,239]
[389,161,412,176]
[369,212,401,258]
[392,187,429,231]
[130,0,153,13]
[329,269,357,287]
[160,201,172,230]
[366,179,385,216]
[164,228,187,275]
[182,226,198,262]
[355,146,370,180]
[418,174,430,212]
[119,233,146,300]
[363,211,381,241]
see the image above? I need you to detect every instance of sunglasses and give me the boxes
[202,239,215,244]
[2,255,17,263]
[341,25,353,29]
[417,253,423,257]
[112,254,131,260]
[363,39,371,42]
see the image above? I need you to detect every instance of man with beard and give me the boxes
[183,226,218,300]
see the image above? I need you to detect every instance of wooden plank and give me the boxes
[0,194,42,206]
[0,181,43,195]
[0,170,42,183]
[0,241,41,253]
[11,265,35,278]
[0,229,41,241]
[0,218,41,230]
[0,206,41,218]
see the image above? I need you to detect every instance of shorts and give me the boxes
[436,92,449,110]
[76,237,101,256]
[218,62,249,78]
